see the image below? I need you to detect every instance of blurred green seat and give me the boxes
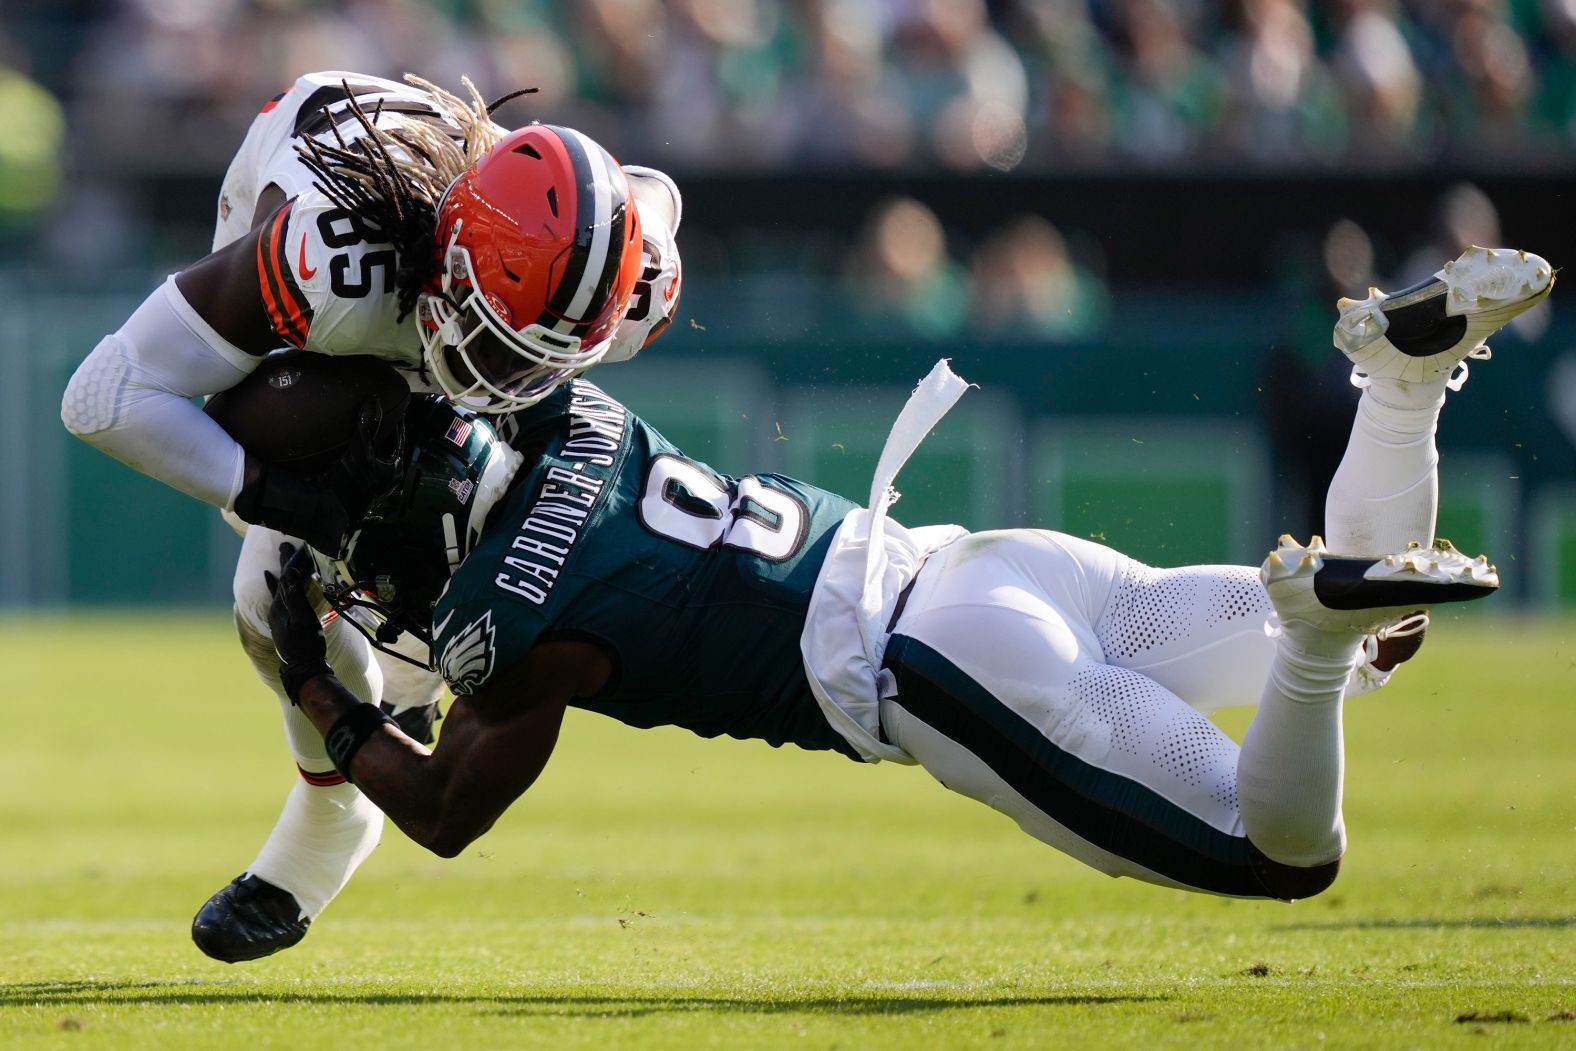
[778,385,1022,531]
[1029,419,1269,568]
[1435,453,1520,561]
[599,356,778,473]
[1529,486,1576,607]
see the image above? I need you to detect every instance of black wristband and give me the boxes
[325,703,396,783]
[279,659,334,707]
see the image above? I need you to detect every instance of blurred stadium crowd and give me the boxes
[8,0,1576,197]
[5,1,1573,331]
[3,0,1573,604]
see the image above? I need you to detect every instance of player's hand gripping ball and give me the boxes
[207,351,410,553]
[321,397,407,523]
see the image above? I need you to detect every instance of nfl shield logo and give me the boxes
[445,418,472,447]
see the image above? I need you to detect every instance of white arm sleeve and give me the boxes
[61,276,262,510]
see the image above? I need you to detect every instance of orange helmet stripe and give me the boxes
[255,202,313,348]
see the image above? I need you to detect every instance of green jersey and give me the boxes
[432,380,862,759]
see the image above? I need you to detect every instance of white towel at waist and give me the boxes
[799,360,971,762]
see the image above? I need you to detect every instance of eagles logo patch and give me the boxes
[439,610,497,695]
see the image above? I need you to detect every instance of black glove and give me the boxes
[314,398,405,525]
[232,399,404,557]
[233,456,350,556]
[264,542,333,704]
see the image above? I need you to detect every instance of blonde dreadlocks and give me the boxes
[294,75,533,322]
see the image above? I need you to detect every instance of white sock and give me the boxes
[1323,377,1448,555]
[1236,625,1357,866]
[280,614,383,759]
[1242,364,1457,866]
[235,611,386,918]
[247,780,383,918]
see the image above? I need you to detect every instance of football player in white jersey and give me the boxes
[60,71,684,961]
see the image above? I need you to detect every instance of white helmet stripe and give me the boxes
[554,126,620,336]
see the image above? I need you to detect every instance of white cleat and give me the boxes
[1261,535,1498,637]
[1334,245,1554,385]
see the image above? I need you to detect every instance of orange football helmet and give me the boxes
[418,124,644,413]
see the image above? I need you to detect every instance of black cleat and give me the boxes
[191,873,310,963]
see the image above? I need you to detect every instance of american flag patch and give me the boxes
[445,418,472,446]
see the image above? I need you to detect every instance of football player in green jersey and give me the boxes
[63,72,686,960]
[264,241,1546,920]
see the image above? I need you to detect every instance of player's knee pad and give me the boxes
[234,605,288,701]
[385,701,441,745]
[367,628,444,744]
[1250,844,1341,902]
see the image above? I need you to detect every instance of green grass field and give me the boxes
[3,611,1575,1049]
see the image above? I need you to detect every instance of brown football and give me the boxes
[204,351,411,475]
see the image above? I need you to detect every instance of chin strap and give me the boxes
[320,587,436,672]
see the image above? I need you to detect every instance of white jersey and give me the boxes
[212,70,683,372]
[60,70,683,520]
[212,72,437,250]
[213,71,451,367]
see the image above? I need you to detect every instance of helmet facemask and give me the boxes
[418,222,610,413]
[415,124,646,414]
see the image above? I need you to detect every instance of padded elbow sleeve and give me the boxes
[62,276,261,509]
[61,332,132,437]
